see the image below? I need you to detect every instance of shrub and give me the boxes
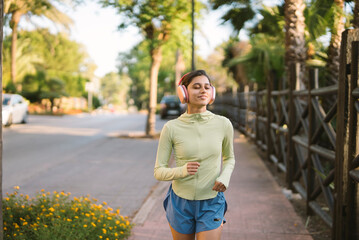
[3,186,132,240]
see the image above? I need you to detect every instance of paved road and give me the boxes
[2,112,167,217]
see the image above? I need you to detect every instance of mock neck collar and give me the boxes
[178,110,214,123]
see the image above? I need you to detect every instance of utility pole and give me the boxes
[0,1,4,239]
[191,0,195,71]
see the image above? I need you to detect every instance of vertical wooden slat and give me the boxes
[307,68,315,215]
[347,40,359,239]
[333,29,348,240]
[255,91,260,144]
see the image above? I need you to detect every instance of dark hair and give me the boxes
[180,70,211,88]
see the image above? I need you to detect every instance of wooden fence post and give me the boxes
[266,73,273,163]
[286,63,296,189]
[346,40,359,240]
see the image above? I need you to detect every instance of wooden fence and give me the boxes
[210,29,359,240]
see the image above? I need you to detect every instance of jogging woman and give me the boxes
[154,70,235,240]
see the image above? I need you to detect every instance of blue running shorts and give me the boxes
[163,184,227,234]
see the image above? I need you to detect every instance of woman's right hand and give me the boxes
[187,162,200,175]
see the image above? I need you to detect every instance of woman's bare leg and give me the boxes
[196,222,223,240]
[169,224,195,240]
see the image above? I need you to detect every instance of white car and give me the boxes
[2,93,29,127]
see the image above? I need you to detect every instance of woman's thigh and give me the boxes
[196,223,223,240]
[169,224,195,240]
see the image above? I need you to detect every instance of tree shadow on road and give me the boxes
[114,132,161,140]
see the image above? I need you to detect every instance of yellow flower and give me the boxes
[5,198,9,201]
[67,219,72,222]
[99,236,103,239]
[48,207,55,212]
[41,189,45,192]
[83,225,88,228]
[103,201,107,205]
[14,186,20,190]
[91,222,96,227]
[102,229,107,234]
[4,227,7,231]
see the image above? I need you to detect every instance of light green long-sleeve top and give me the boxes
[154,110,235,200]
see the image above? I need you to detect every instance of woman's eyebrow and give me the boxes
[192,82,211,86]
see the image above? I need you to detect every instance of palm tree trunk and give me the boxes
[354,0,359,29]
[326,0,344,85]
[0,1,4,239]
[284,0,306,88]
[145,47,162,136]
[10,10,22,88]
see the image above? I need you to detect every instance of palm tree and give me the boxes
[227,34,285,90]
[4,0,72,90]
[354,0,359,28]
[325,0,345,85]
[210,0,255,36]
[284,0,306,88]
[102,0,194,136]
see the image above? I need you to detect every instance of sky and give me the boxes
[66,1,235,77]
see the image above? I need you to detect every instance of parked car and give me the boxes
[2,93,29,127]
[160,95,183,119]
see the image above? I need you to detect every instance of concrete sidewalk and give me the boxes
[129,131,313,240]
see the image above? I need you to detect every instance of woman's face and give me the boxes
[187,75,212,107]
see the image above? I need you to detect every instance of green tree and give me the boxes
[210,0,255,36]
[101,0,193,136]
[2,29,91,99]
[4,0,73,90]
[118,36,192,111]
[227,34,285,90]
[101,72,131,109]
[40,77,67,112]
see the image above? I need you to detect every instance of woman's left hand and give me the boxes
[212,181,226,192]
